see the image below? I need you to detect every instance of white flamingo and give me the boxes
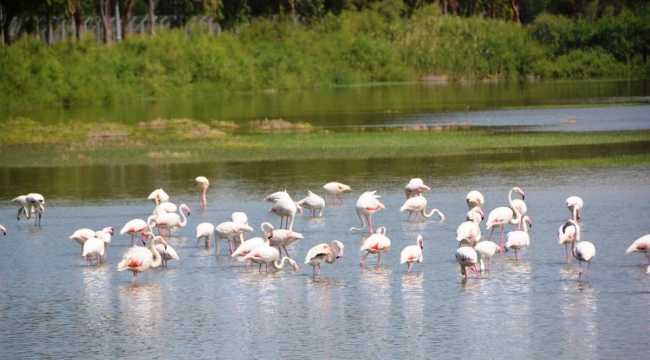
[25,193,45,225]
[485,187,525,250]
[120,219,149,246]
[148,188,169,206]
[195,176,209,208]
[117,232,168,284]
[155,242,179,268]
[505,215,533,261]
[456,221,481,247]
[359,227,391,266]
[569,219,595,281]
[243,237,299,273]
[231,237,265,263]
[400,235,424,274]
[94,227,114,260]
[70,228,97,255]
[196,222,215,248]
[82,237,105,266]
[297,190,326,217]
[404,178,430,198]
[626,234,650,266]
[466,206,484,224]
[466,190,485,209]
[215,221,254,254]
[399,196,445,221]
[349,191,385,234]
[566,196,583,221]
[263,190,291,203]
[558,220,579,264]
[12,195,30,220]
[153,202,178,218]
[456,245,480,279]
[304,240,345,277]
[262,222,304,258]
[510,198,528,230]
[151,204,190,237]
[268,197,302,231]
[474,241,500,272]
[322,182,351,204]
[231,211,250,244]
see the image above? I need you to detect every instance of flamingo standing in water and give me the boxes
[215,221,254,254]
[82,237,105,266]
[262,222,304,258]
[485,187,525,250]
[505,215,533,261]
[26,193,45,225]
[195,176,209,208]
[558,220,579,264]
[404,178,430,198]
[474,240,500,272]
[399,195,445,221]
[70,228,97,255]
[151,204,190,237]
[297,191,326,217]
[231,211,250,244]
[120,219,149,246]
[269,197,302,231]
[400,235,424,274]
[323,182,351,204]
[232,237,265,263]
[12,195,30,220]
[243,237,299,273]
[117,232,168,284]
[305,240,345,277]
[568,219,595,281]
[456,244,481,279]
[155,241,179,268]
[148,188,170,206]
[196,222,215,248]
[626,234,650,266]
[95,227,114,260]
[466,190,485,209]
[566,196,583,221]
[359,227,391,266]
[349,191,385,234]
[456,221,481,248]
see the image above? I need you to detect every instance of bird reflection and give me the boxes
[117,283,164,340]
[559,276,598,358]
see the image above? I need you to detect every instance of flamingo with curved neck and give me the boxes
[505,215,533,261]
[400,235,424,274]
[243,235,299,273]
[305,240,345,277]
[558,220,578,264]
[117,232,168,284]
[349,191,385,234]
[152,204,190,237]
[569,219,595,281]
[399,196,445,221]
[486,187,524,251]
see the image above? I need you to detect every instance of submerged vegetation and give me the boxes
[1,117,649,168]
[1,4,649,109]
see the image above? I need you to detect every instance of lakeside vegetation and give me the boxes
[1,117,649,168]
[1,3,649,109]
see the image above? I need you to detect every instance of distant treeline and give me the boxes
[0,2,648,109]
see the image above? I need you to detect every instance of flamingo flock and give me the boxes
[13,174,650,286]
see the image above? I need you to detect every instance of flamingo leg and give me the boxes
[586,262,591,281]
[132,272,138,284]
[407,263,413,274]
[377,253,381,266]
[228,239,234,254]
[578,260,583,280]
[642,254,648,266]
[258,264,263,273]
[283,246,291,258]
[487,228,495,241]
[367,215,374,234]
[360,252,370,266]
[336,194,345,204]
[565,244,571,264]
[318,266,322,277]
[407,212,412,221]
[472,265,481,278]
[488,258,492,272]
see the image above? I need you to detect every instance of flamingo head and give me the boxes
[182,204,191,216]
[106,227,114,235]
[515,187,526,200]
[417,235,424,249]
[334,240,345,258]
[288,258,299,271]
[525,216,533,228]
[0,225,6,235]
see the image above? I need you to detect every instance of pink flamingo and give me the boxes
[0,225,6,235]
[297,191,325,217]
[466,190,485,209]
[323,182,351,204]
[404,178,430,198]
[400,235,424,274]
[148,188,169,206]
[70,228,97,255]
[359,227,391,266]
[196,222,215,247]
[82,237,105,266]
[304,240,345,277]
[195,176,209,208]
[215,221,254,254]
[262,222,304,258]
[231,237,265,263]
[568,220,595,281]
[26,193,45,225]
[474,241,500,272]
[243,237,299,273]
[268,197,302,231]
[566,196,583,221]
[349,191,385,234]
[485,187,525,250]
[117,232,168,284]
[399,196,445,221]
[120,219,149,246]
[505,216,533,261]
[263,190,291,203]
[626,234,650,266]
[558,220,578,264]
[151,204,190,237]
[456,221,481,248]
[456,245,481,279]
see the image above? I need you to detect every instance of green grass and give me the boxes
[1,118,649,168]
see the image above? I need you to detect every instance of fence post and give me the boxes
[115,3,122,41]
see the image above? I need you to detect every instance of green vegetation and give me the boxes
[2,117,649,168]
[1,4,648,109]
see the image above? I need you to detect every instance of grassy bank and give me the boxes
[1,7,648,109]
[2,118,649,168]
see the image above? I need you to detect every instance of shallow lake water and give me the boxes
[1,80,650,358]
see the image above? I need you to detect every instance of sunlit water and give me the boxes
[1,80,650,358]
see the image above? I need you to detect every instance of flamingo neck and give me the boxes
[149,239,163,268]
[272,256,290,269]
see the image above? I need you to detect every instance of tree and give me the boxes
[96,0,112,44]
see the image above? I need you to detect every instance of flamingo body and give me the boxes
[148,188,169,206]
[474,241,500,272]
[456,246,481,279]
[305,240,345,276]
[626,235,650,266]
[322,182,351,204]
[117,233,168,284]
[155,243,179,268]
[195,176,209,208]
[404,178,430,198]
[349,191,385,234]
[505,216,532,261]
[82,237,105,265]
[400,235,424,273]
[466,190,485,209]
[196,222,215,247]
[399,196,445,221]
[558,220,578,264]
[120,219,149,246]
[297,190,325,217]
[359,227,391,266]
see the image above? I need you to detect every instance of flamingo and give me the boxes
[474,241,500,272]
[268,197,302,231]
[70,228,97,255]
[151,203,190,237]
[215,221,254,254]
[12,195,30,220]
[196,222,215,248]
[404,178,430,198]
[323,182,351,204]
[566,196,583,221]
[349,191,385,234]
[81,237,105,266]
[263,190,291,203]
[262,222,304,258]
[626,234,650,266]
[231,237,266,262]
[558,220,579,264]
[569,220,595,281]
[195,176,209,208]
[0,225,6,235]
[155,241,179,268]
[510,198,527,230]
[304,240,345,277]
[231,211,250,244]
[359,226,391,266]
[297,191,326,217]
[153,202,178,218]
[117,232,168,284]
[400,235,424,274]
[243,237,299,273]
[120,219,149,246]
[485,187,525,250]
[95,227,114,260]
[466,190,485,209]
[148,188,169,206]
[456,221,481,247]
[456,245,481,279]
[466,206,484,223]
[25,193,45,225]
[505,215,533,261]
[399,196,445,221]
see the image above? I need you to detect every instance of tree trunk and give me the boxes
[511,0,520,24]
[1,4,12,45]
[96,0,112,45]
[67,0,83,40]
[120,0,135,40]
[148,0,157,36]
